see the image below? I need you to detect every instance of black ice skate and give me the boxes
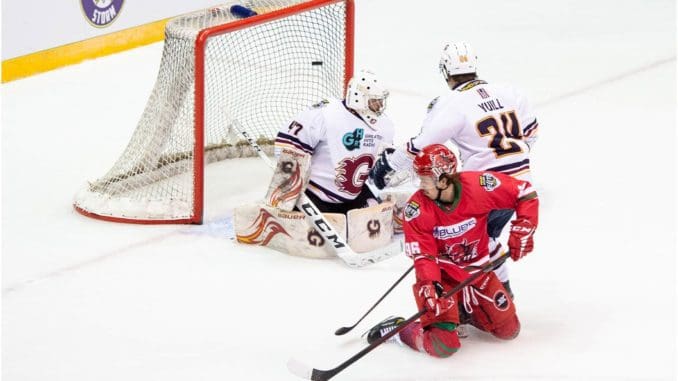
[364,316,404,344]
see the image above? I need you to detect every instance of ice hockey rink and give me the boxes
[2,0,676,380]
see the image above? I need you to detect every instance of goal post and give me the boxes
[74,0,354,224]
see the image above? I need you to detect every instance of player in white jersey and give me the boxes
[369,42,539,298]
[271,69,394,215]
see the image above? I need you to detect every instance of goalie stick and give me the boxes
[287,253,510,381]
[231,121,403,268]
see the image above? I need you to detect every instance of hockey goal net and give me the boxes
[74,0,353,224]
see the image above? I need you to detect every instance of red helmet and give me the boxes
[413,144,458,178]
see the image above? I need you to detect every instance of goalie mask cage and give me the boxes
[73,0,354,224]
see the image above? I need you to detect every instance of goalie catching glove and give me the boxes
[508,218,536,261]
[370,146,417,189]
[369,147,396,189]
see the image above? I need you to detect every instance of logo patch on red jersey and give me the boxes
[443,238,480,263]
[493,290,510,311]
[479,173,501,191]
[433,218,477,239]
[404,201,420,221]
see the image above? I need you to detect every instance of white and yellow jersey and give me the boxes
[275,98,394,203]
[408,79,538,181]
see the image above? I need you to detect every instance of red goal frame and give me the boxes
[75,0,354,224]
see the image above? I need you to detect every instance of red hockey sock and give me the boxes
[399,322,460,358]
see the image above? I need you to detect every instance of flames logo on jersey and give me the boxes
[236,209,291,246]
[335,154,374,197]
[443,239,480,263]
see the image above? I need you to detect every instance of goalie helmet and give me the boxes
[346,69,389,125]
[413,144,458,179]
[439,41,477,80]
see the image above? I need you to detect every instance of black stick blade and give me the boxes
[334,326,352,336]
[287,358,338,381]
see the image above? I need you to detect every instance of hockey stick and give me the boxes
[363,178,382,203]
[334,264,414,335]
[231,121,403,268]
[288,253,510,381]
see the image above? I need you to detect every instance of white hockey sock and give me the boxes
[493,262,510,283]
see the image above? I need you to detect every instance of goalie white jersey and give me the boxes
[275,98,394,203]
[408,80,538,180]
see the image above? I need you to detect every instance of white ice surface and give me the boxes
[2,0,676,380]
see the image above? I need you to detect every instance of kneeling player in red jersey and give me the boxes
[366,144,539,358]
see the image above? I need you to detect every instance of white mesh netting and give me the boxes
[74,0,348,223]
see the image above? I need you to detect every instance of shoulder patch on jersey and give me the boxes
[426,97,440,113]
[404,201,421,221]
[311,99,330,108]
[479,173,501,191]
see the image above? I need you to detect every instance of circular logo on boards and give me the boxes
[81,0,124,28]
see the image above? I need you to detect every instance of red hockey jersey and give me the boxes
[403,171,538,283]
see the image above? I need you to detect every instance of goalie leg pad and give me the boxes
[264,147,311,211]
[346,201,394,253]
[381,190,412,234]
[234,204,346,259]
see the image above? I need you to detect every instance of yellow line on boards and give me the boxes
[2,18,169,83]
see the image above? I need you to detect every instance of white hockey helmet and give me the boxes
[439,41,477,80]
[345,69,389,125]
